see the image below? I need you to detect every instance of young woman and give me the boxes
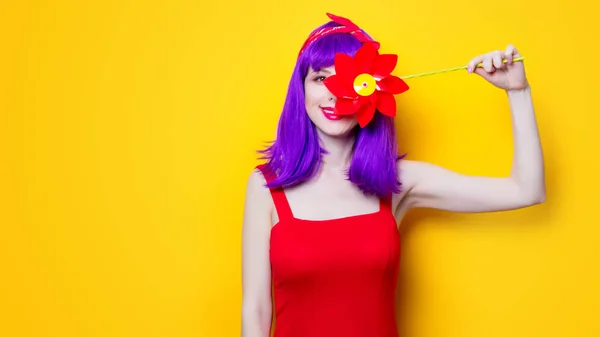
[241,13,545,337]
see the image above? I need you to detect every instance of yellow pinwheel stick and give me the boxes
[399,56,525,80]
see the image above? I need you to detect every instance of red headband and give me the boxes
[297,13,380,57]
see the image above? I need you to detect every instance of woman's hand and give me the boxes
[467,44,529,91]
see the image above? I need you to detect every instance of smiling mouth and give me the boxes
[320,107,342,121]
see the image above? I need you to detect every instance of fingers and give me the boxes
[505,44,521,57]
[492,52,504,69]
[468,52,496,73]
[504,45,514,64]
[483,54,494,72]
[468,44,520,73]
[467,55,484,73]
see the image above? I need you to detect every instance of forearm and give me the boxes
[507,86,546,202]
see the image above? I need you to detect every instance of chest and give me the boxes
[282,176,382,221]
[270,214,401,281]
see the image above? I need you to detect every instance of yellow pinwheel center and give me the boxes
[353,73,376,96]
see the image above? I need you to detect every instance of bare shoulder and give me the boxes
[246,167,270,196]
[391,159,420,211]
[243,168,274,228]
[396,159,423,188]
[393,158,445,207]
[395,158,450,198]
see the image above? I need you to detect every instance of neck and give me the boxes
[317,129,356,170]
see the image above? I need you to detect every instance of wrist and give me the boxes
[506,84,531,96]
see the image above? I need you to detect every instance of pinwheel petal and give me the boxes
[354,41,378,74]
[375,91,396,117]
[332,54,359,96]
[333,53,356,76]
[323,75,355,98]
[356,100,376,128]
[335,98,361,115]
[372,54,398,79]
[378,76,409,95]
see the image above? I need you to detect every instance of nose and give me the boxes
[328,94,336,103]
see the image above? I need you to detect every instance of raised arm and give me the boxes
[401,45,546,213]
[241,170,273,336]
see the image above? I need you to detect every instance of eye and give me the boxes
[314,75,326,82]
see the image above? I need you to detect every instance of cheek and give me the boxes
[304,87,318,105]
[304,81,329,104]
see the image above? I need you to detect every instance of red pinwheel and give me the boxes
[323,41,409,127]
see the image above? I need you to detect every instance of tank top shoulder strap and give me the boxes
[256,164,294,221]
[379,194,393,213]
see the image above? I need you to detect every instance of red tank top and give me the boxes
[257,165,402,337]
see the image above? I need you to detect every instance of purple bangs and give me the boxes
[258,21,405,197]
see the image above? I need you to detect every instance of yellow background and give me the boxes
[1,1,598,336]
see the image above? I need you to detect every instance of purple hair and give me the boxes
[258,21,406,197]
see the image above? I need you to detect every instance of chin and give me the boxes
[313,117,357,138]
[322,123,357,138]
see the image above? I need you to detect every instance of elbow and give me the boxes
[530,194,545,205]
[532,184,547,204]
[522,191,546,206]
[536,192,546,204]
[511,177,546,207]
[241,300,272,337]
[514,179,546,206]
